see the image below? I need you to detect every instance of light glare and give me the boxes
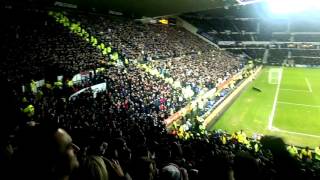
[266,0,320,14]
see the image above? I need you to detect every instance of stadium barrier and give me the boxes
[203,66,263,127]
[165,89,207,127]
[69,82,106,100]
[199,69,246,121]
[165,66,249,129]
[165,69,245,128]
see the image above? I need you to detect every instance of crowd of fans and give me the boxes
[0,7,106,85]
[71,13,213,61]
[1,4,320,180]
[148,51,241,90]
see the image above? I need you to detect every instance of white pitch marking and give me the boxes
[278,101,320,108]
[280,88,310,93]
[268,68,283,130]
[272,127,320,138]
[305,78,313,93]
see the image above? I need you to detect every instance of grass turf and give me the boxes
[210,66,320,147]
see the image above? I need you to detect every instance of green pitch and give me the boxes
[210,66,320,147]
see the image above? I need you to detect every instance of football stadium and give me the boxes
[212,67,320,147]
[2,0,320,179]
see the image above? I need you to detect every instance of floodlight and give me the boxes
[266,0,320,14]
[236,0,263,5]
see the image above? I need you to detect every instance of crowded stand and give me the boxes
[70,13,213,61]
[1,3,320,180]
[63,11,242,91]
[148,51,241,90]
[0,8,106,85]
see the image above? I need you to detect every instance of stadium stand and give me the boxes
[1,3,320,180]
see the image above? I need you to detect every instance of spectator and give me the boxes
[73,155,109,180]
[159,163,188,180]
[14,124,80,180]
[233,151,260,180]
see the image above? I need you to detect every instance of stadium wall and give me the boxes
[204,66,263,129]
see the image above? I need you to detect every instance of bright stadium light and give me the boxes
[266,0,320,15]
[236,0,263,5]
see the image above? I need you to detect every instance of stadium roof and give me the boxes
[58,0,237,17]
